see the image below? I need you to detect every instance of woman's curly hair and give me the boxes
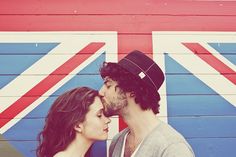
[100,62,160,114]
[36,87,98,157]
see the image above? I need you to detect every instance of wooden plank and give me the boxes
[0,74,103,96]
[1,74,235,96]
[2,116,236,140]
[0,15,236,32]
[2,117,119,140]
[188,138,236,157]
[167,95,236,116]
[0,54,105,74]
[168,116,236,138]
[0,1,236,15]
[0,55,235,74]
[166,75,235,95]
[1,94,236,118]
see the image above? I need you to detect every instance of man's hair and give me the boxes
[100,62,161,114]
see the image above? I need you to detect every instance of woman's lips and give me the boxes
[103,127,109,132]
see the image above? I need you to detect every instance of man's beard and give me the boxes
[102,97,128,117]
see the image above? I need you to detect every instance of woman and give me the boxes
[36,87,111,157]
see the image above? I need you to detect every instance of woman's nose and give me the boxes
[105,117,111,124]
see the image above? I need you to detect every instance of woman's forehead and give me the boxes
[89,96,103,112]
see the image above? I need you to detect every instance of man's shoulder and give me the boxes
[109,127,129,156]
[111,127,129,143]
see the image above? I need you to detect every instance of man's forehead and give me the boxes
[104,77,117,84]
[104,76,112,82]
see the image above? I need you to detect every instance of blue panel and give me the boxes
[168,116,236,138]
[167,95,236,116]
[208,43,236,65]
[3,52,106,157]
[0,75,18,89]
[0,43,59,54]
[0,55,45,74]
[0,43,59,89]
[188,138,236,157]
[3,119,43,140]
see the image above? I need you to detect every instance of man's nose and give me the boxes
[99,85,105,96]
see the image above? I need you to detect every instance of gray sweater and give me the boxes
[109,119,195,157]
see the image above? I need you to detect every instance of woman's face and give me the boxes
[80,96,111,141]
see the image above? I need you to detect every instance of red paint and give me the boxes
[1,1,236,15]
[0,42,105,128]
[183,43,236,85]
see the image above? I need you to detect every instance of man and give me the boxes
[99,50,195,157]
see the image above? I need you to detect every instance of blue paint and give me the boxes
[167,95,236,116]
[168,116,236,138]
[0,43,59,89]
[188,138,236,157]
[0,43,59,54]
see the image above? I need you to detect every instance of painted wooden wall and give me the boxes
[0,1,236,157]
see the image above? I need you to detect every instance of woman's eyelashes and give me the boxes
[96,109,104,118]
[97,113,102,118]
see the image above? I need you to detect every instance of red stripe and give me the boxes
[183,43,236,85]
[0,42,105,128]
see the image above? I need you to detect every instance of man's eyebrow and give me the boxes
[104,78,110,84]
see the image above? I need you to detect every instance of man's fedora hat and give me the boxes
[117,50,165,93]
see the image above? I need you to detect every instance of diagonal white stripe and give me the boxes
[153,31,236,108]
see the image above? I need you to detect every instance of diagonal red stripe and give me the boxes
[183,43,236,85]
[0,42,105,128]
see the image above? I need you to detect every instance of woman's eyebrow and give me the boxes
[96,108,103,114]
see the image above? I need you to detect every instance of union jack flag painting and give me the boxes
[0,31,236,157]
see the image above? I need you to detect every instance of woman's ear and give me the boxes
[74,123,83,133]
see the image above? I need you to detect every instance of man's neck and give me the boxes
[121,103,159,139]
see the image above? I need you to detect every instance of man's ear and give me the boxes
[74,123,83,133]
[129,91,135,98]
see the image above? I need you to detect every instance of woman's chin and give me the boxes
[96,134,108,141]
